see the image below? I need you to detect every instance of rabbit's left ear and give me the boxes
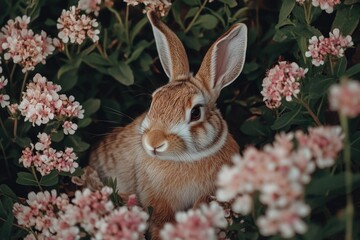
[196,23,247,98]
[147,11,190,81]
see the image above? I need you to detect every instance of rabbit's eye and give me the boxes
[190,105,202,122]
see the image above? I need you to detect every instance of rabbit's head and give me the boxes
[140,11,247,162]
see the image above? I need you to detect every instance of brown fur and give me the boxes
[89,11,247,239]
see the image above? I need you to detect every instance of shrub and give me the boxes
[0,0,359,239]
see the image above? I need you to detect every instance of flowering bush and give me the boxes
[0,0,359,240]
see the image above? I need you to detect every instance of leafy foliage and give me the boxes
[0,0,359,239]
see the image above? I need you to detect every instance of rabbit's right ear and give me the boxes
[147,11,190,81]
[195,23,247,99]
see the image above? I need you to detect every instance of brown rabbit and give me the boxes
[89,11,247,239]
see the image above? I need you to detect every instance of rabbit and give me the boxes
[89,11,247,239]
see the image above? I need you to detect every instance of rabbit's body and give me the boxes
[89,11,247,239]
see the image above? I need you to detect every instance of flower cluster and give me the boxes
[78,0,102,16]
[160,201,227,240]
[329,80,360,118]
[57,6,100,44]
[312,0,340,13]
[296,0,341,13]
[124,0,172,16]
[18,73,84,131]
[0,57,10,108]
[261,61,308,109]
[19,133,79,176]
[305,28,353,66]
[13,187,149,239]
[0,16,55,72]
[216,126,343,238]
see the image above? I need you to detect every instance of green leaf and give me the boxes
[0,206,14,240]
[107,62,134,86]
[182,0,201,6]
[140,53,153,71]
[57,69,78,92]
[130,17,149,44]
[77,118,92,128]
[126,40,152,64]
[171,0,185,29]
[335,57,347,77]
[271,107,302,130]
[278,0,296,23]
[57,58,82,80]
[233,7,249,19]
[332,5,360,35]
[83,53,112,67]
[242,62,260,74]
[344,0,359,4]
[16,172,39,187]
[82,98,101,118]
[322,216,346,238]
[304,224,323,240]
[343,63,360,77]
[195,14,219,30]
[14,137,31,148]
[219,0,238,7]
[185,7,199,20]
[51,130,64,143]
[240,118,270,137]
[307,173,360,195]
[308,77,337,99]
[40,171,59,186]
[0,185,16,199]
[64,135,90,152]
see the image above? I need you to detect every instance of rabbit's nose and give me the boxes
[143,130,169,153]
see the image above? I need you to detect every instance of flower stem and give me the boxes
[0,216,32,233]
[300,98,322,126]
[0,118,9,139]
[0,141,10,178]
[19,72,28,101]
[329,56,335,75]
[108,6,124,30]
[64,44,72,60]
[125,5,130,45]
[185,0,208,33]
[304,1,312,25]
[9,64,16,94]
[339,113,353,240]
[31,166,43,191]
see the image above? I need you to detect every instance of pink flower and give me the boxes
[78,0,102,16]
[124,0,172,16]
[19,133,79,175]
[57,6,100,44]
[296,0,305,4]
[14,187,148,239]
[63,121,78,135]
[261,61,308,109]
[305,29,353,66]
[0,94,10,108]
[257,202,310,238]
[312,0,340,13]
[95,206,149,239]
[13,190,69,235]
[160,201,227,240]
[216,126,343,238]
[329,80,360,118]
[296,126,344,168]
[18,74,84,126]
[0,76,8,90]
[0,16,55,72]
